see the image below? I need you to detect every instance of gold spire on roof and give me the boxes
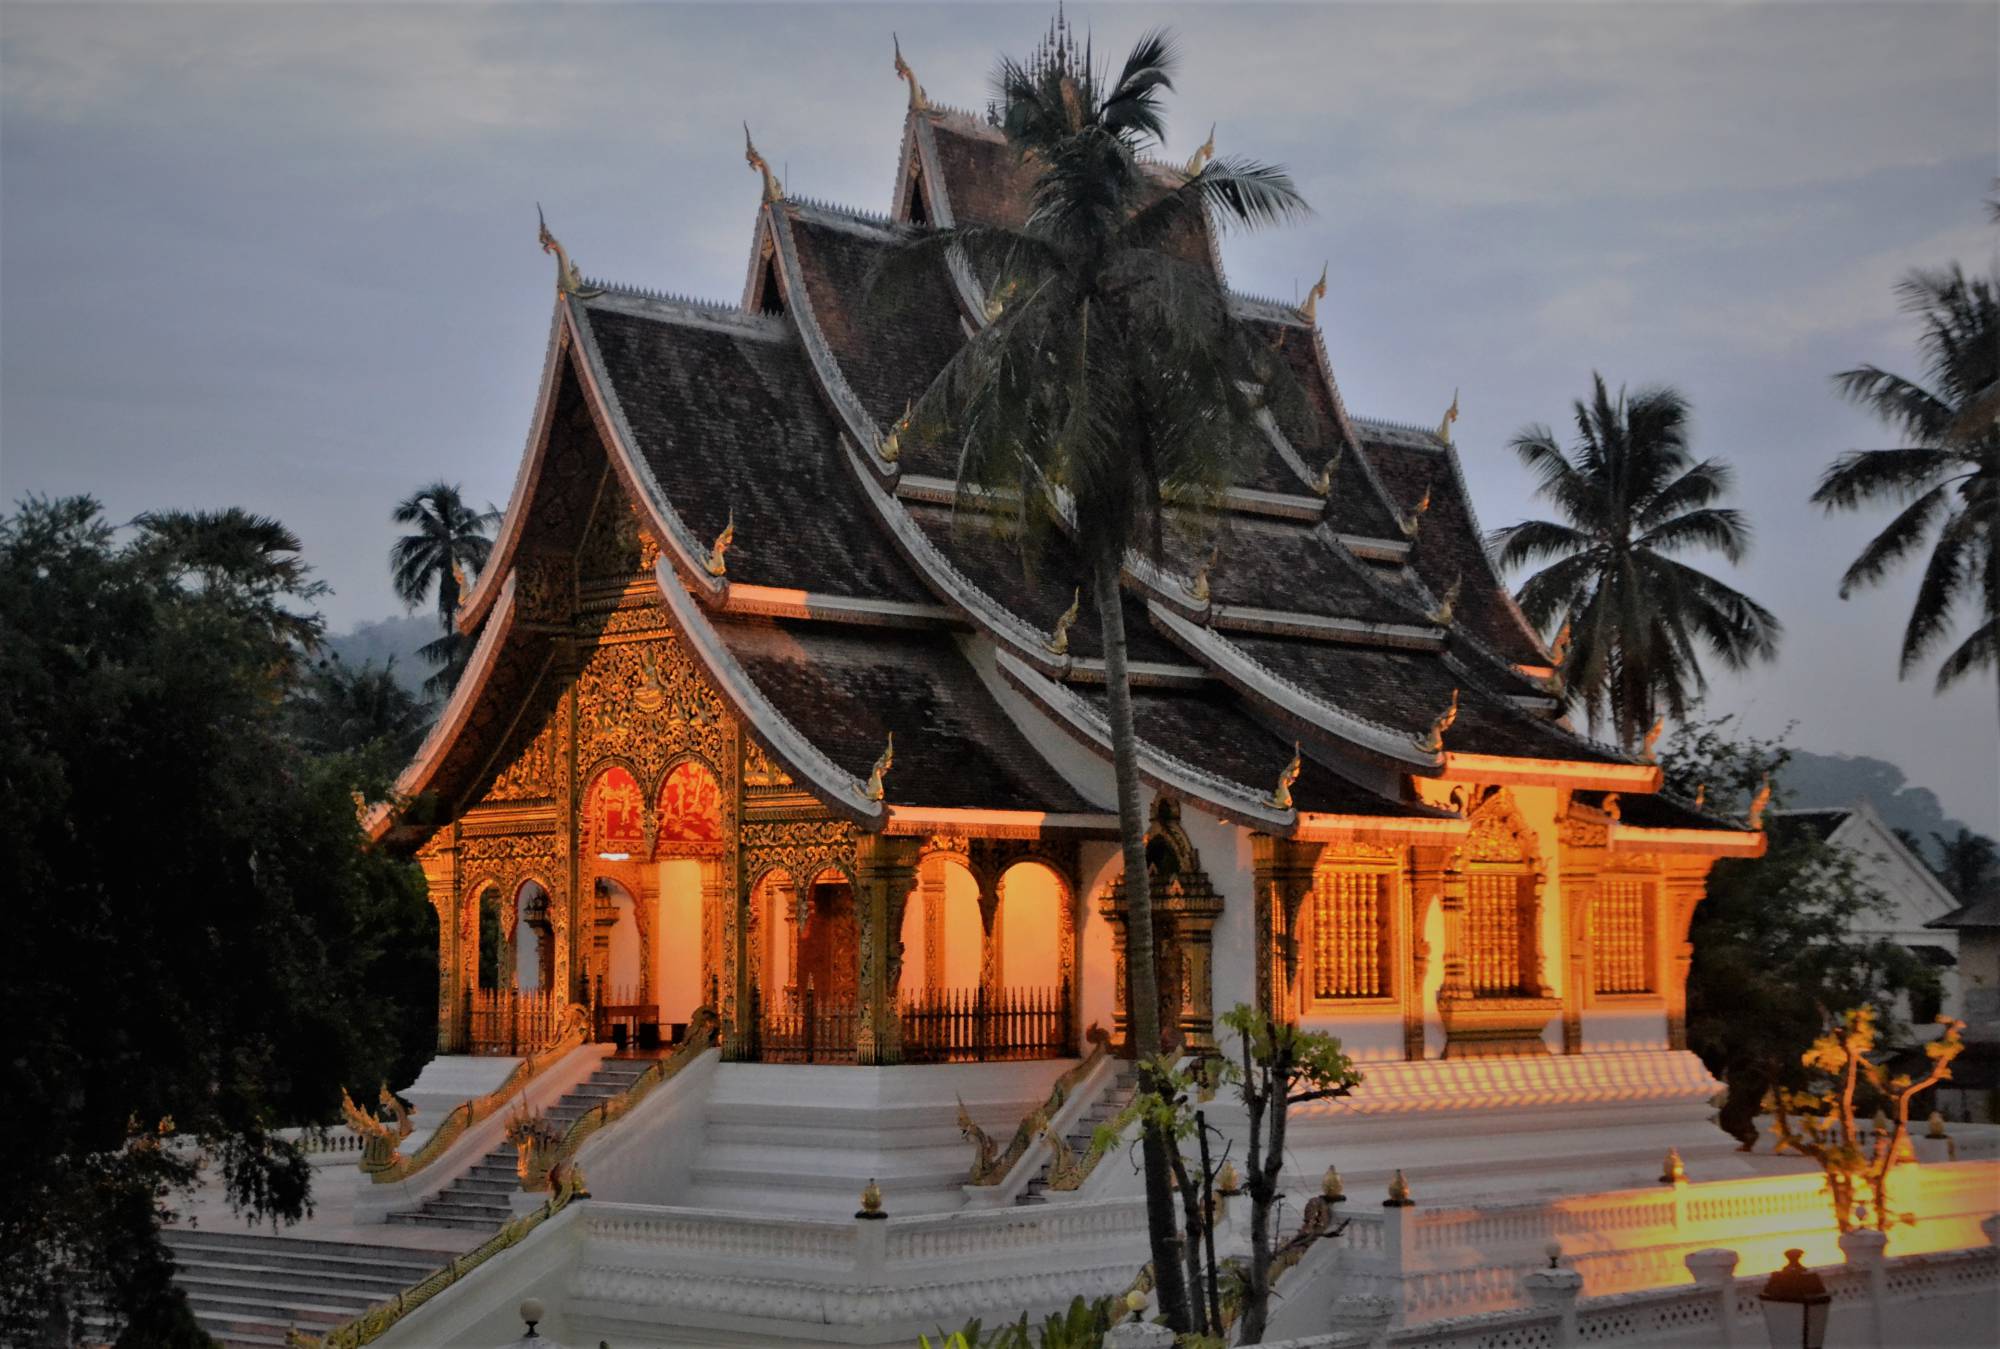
[1437,389,1460,444]
[1310,446,1342,498]
[865,732,895,802]
[1747,776,1772,829]
[1044,587,1082,656]
[1422,688,1459,752]
[704,511,734,577]
[744,124,783,203]
[893,34,929,111]
[536,205,603,299]
[1185,543,1218,606]
[1270,742,1303,810]
[1184,123,1216,177]
[1641,718,1664,763]
[1300,262,1328,323]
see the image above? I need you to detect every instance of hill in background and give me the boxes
[322,614,435,698]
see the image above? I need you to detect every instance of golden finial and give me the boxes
[1310,447,1342,498]
[892,33,928,112]
[1659,1147,1686,1185]
[704,511,734,577]
[744,123,783,203]
[1747,776,1772,829]
[1044,587,1081,656]
[1300,262,1329,323]
[1321,1165,1346,1201]
[880,399,911,463]
[1429,574,1460,627]
[1694,782,1707,810]
[1183,123,1216,177]
[536,204,603,299]
[1185,544,1218,606]
[865,732,895,802]
[1270,742,1303,810]
[1399,482,1433,540]
[858,1177,885,1218]
[1437,389,1460,445]
[1422,689,1459,753]
[1602,792,1622,822]
[1642,718,1664,763]
[1384,1169,1415,1207]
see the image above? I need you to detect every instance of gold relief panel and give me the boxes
[577,486,649,581]
[742,818,856,889]
[488,713,561,803]
[516,552,575,625]
[1455,787,1542,868]
[742,737,795,789]
[574,634,730,778]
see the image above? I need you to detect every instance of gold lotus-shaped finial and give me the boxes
[1385,1169,1414,1206]
[1321,1165,1346,1201]
[1659,1147,1686,1185]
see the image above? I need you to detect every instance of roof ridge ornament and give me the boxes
[1641,718,1664,763]
[536,205,603,299]
[1184,123,1216,177]
[893,33,929,112]
[1310,446,1342,498]
[1428,574,1461,627]
[1693,782,1707,810]
[1422,688,1459,752]
[1746,776,1772,829]
[1270,742,1302,810]
[865,732,895,802]
[704,511,734,577]
[1044,587,1081,656]
[1399,480,1433,540]
[1437,389,1460,445]
[1185,544,1218,606]
[880,399,911,463]
[1300,262,1328,323]
[744,124,784,203]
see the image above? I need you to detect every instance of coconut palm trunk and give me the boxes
[1093,554,1189,1326]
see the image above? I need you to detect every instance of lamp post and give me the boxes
[1758,1249,1830,1349]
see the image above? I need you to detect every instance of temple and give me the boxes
[375,75,1764,1089]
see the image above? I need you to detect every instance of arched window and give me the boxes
[584,764,645,860]
[516,880,553,992]
[476,886,502,991]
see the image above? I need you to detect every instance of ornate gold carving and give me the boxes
[515,553,572,624]
[1559,816,1609,848]
[1437,389,1459,445]
[742,737,794,789]
[1044,587,1081,656]
[744,124,783,203]
[574,635,729,778]
[1428,575,1460,628]
[488,714,558,802]
[742,818,856,889]
[1422,689,1459,752]
[1300,262,1328,324]
[1270,742,1302,810]
[892,33,928,111]
[537,205,603,299]
[865,732,894,802]
[956,1097,1002,1182]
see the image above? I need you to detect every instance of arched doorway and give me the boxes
[996,861,1066,993]
[475,885,503,991]
[897,854,982,995]
[515,880,554,992]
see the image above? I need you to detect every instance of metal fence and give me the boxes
[466,987,561,1056]
[900,983,1072,1064]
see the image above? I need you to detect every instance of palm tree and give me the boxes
[888,28,1306,1334]
[389,483,498,697]
[1931,826,1998,899]
[1812,264,1997,704]
[133,506,328,661]
[1492,376,1781,750]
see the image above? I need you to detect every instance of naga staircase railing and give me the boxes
[958,1026,1111,1189]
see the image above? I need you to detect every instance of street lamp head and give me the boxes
[1758,1249,1831,1349]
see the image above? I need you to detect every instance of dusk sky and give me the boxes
[2,2,1994,828]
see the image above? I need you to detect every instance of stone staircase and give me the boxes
[387,1055,657,1232]
[161,1228,448,1347]
[1018,1064,1140,1205]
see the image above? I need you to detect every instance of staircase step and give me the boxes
[185,1289,366,1328]
[177,1273,386,1311]
[164,1231,445,1274]
[171,1261,421,1299]
[386,1210,502,1231]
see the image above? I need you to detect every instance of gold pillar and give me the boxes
[854,833,920,1065]
[419,834,462,1052]
[1251,835,1322,1023]
[921,857,946,991]
[1404,846,1448,1060]
[1558,823,1604,1056]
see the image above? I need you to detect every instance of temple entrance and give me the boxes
[797,877,858,1005]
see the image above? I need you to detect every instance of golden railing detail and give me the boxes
[1046,1095,1143,1192]
[369,1002,591,1186]
[963,1027,1108,1186]
[289,1170,589,1349]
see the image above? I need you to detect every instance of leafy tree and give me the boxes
[890,30,1306,1331]
[389,482,498,698]
[1492,376,1780,749]
[0,496,436,1343]
[1813,263,1997,701]
[288,654,431,792]
[1661,715,1940,1145]
[1930,826,1998,899]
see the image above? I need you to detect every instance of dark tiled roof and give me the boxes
[1362,435,1545,667]
[901,502,1186,666]
[1163,516,1417,627]
[1080,684,1428,817]
[926,117,1033,230]
[714,616,1093,813]
[786,210,966,438]
[1929,892,2000,931]
[1257,324,1403,540]
[1771,808,1851,844]
[1225,632,1624,765]
[580,297,932,605]
[1574,788,1745,833]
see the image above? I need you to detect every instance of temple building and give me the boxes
[373,53,1765,1088]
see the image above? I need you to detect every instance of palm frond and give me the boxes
[1833,485,1952,597]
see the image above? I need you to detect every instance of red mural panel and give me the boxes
[588,766,645,854]
[658,760,722,847]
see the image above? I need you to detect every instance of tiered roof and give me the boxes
[382,81,1759,855]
